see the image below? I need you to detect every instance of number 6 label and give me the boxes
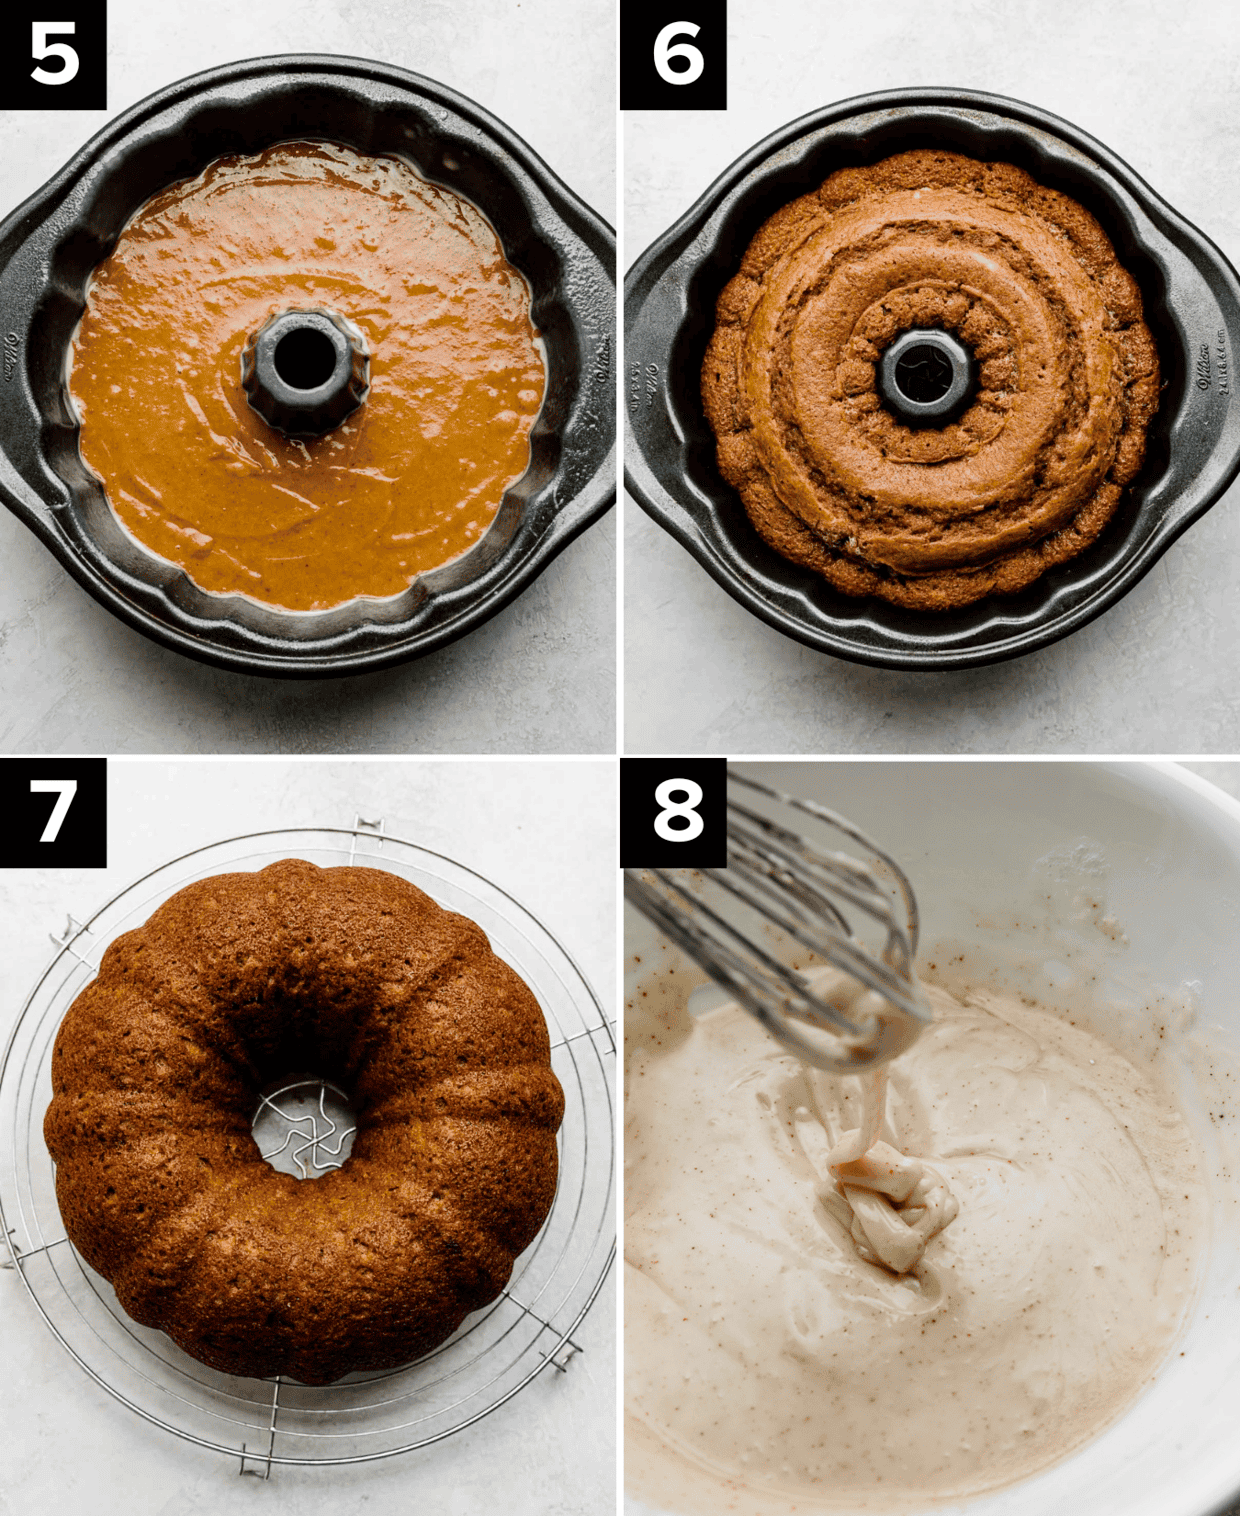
[620,3,727,112]
[653,22,704,85]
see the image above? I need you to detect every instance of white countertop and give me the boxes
[624,0,1240,754]
[0,757,616,1515]
[0,0,616,756]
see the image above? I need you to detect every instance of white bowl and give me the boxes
[626,760,1240,1516]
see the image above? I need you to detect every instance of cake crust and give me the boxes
[701,149,1160,610]
[43,858,564,1385]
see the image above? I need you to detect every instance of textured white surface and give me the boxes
[0,0,616,755]
[0,758,616,1514]
[624,0,1240,755]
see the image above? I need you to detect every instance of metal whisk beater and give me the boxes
[624,770,930,1072]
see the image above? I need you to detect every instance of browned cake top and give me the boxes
[702,149,1160,610]
[44,858,564,1384]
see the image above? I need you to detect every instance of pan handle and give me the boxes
[538,223,617,557]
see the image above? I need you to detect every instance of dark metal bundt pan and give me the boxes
[624,88,1240,670]
[0,55,615,678]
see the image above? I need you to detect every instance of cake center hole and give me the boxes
[877,327,974,425]
[892,342,955,404]
[252,1075,356,1179]
[273,328,338,390]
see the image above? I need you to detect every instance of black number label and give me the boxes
[31,21,80,84]
[30,778,78,840]
[0,759,106,868]
[620,758,726,869]
[654,778,704,842]
[620,1,727,112]
[3,2,106,110]
[653,22,704,85]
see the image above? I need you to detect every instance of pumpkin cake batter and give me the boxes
[625,976,1204,1511]
[701,150,1160,610]
[68,142,545,611]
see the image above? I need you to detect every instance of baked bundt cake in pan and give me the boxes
[43,858,564,1385]
[701,149,1160,610]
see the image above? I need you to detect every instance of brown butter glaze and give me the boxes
[626,985,1203,1507]
[702,150,1160,610]
[69,143,546,611]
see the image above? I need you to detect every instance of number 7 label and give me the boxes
[1,759,106,867]
[30,779,78,841]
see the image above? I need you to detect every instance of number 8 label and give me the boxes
[654,778,704,842]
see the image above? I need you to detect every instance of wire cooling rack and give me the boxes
[0,823,615,1473]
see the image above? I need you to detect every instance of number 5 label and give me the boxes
[620,2,728,112]
[6,2,107,110]
[31,21,80,84]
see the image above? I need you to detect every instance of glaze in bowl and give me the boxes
[626,760,1240,1516]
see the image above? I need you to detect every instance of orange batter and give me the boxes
[69,142,545,611]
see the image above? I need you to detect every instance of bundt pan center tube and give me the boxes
[0,55,615,678]
[241,308,371,438]
[624,88,1240,670]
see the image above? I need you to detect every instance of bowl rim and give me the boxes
[624,85,1240,672]
[0,52,616,678]
[624,757,1240,1516]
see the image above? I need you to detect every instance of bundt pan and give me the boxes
[0,55,615,678]
[624,88,1240,670]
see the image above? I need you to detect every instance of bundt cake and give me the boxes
[43,858,565,1384]
[701,149,1161,610]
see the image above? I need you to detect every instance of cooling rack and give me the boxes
[0,822,615,1473]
